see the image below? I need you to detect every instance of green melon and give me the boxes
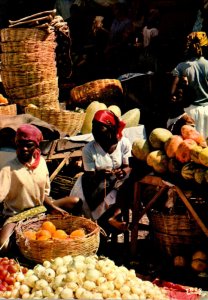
[149,128,173,149]
[132,138,151,161]
[121,108,140,128]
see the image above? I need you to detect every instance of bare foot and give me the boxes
[108,218,128,231]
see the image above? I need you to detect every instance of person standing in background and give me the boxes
[168,31,208,138]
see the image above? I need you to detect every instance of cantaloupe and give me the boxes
[149,128,173,149]
[132,138,151,161]
[147,150,169,173]
[81,101,107,134]
[108,105,121,117]
[121,108,140,128]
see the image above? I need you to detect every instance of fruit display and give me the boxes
[0,255,169,299]
[81,101,141,134]
[132,125,208,184]
[23,221,86,241]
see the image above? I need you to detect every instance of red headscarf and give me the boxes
[93,109,126,139]
[15,124,43,146]
[15,124,43,170]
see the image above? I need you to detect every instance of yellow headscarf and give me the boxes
[186,32,208,56]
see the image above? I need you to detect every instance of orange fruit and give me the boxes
[36,229,52,240]
[41,221,56,234]
[69,229,85,238]
[52,229,68,240]
[37,235,51,241]
[23,230,37,240]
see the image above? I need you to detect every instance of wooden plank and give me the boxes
[175,186,208,238]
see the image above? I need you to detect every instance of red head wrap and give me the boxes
[93,109,126,139]
[15,124,43,146]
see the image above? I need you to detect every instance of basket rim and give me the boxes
[15,213,100,239]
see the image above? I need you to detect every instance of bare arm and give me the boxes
[170,76,180,102]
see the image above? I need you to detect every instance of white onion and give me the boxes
[43,268,56,282]
[19,284,31,295]
[83,280,96,291]
[35,278,49,290]
[21,292,31,299]
[43,260,51,268]
[85,269,101,282]
[56,265,68,275]
[24,274,39,288]
[60,287,73,299]
[33,264,45,277]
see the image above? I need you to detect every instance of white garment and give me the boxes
[70,136,132,220]
[184,105,208,138]
[0,156,50,216]
[142,26,159,48]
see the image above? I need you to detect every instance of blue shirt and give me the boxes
[172,57,208,105]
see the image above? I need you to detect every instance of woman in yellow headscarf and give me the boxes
[168,31,208,138]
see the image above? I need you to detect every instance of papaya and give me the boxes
[81,101,107,134]
[147,150,169,173]
[175,139,197,163]
[181,124,207,147]
[121,108,140,128]
[149,128,172,149]
[164,135,183,158]
[132,138,151,161]
[199,147,208,167]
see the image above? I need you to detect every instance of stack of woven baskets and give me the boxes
[0,27,59,110]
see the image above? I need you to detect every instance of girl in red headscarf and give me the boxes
[70,110,132,234]
[0,124,80,252]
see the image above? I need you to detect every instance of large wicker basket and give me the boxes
[25,106,86,136]
[0,28,55,42]
[149,210,207,258]
[70,79,123,105]
[1,51,56,66]
[16,92,59,110]
[1,69,57,88]
[0,104,17,115]
[15,214,101,263]
[5,78,58,99]
[1,41,56,53]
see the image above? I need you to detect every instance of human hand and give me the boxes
[113,168,126,179]
[52,206,69,216]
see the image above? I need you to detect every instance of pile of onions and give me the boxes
[1,255,169,299]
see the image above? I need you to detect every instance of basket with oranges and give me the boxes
[15,214,101,263]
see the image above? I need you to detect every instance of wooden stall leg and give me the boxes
[130,182,168,258]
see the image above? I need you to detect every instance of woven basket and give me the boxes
[0,51,56,66]
[15,214,101,263]
[70,79,123,105]
[1,62,57,73]
[149,211,206,258]
[17,93,59,110]
[0,104,17,115]
[5,78,58,99]
[0,40,56,53]
[50,175,77,199]
[25,106,86,136]
[1,69,57,89]
[0,28,55,42]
